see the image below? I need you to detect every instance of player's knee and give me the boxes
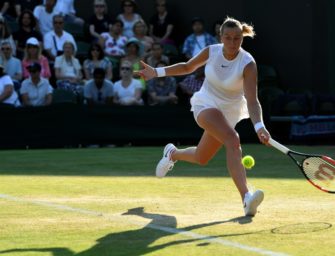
[225,130,241,149]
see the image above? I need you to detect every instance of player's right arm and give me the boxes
[136,47,209,81]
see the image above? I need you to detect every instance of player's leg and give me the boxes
[196,108,264,216]
[155,130,222,178]
[171,131,222,165]
[195,108,249,198]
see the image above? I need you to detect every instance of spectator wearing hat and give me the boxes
[182,17,217,60]
[0,41,22,90]
[13,9,42,59]
[22,37,51,79]
[0,62,20,106]
[33,0,57,35]
[121,37,145,88]
[83,68,114,105]
[0,14,16,56]
[116,0,143,39]
[43,14,77,62]
[20,62,53,106]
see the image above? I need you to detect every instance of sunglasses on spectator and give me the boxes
[1,47,11,51]
[121,67,131,71]
[95,5,105,8]
[124,4,133,7]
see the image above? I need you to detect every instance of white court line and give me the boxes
[0,193,289,256]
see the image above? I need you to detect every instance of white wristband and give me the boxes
[155,67,166,77]
[254,122,265,132]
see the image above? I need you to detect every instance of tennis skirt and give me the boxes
[190,90,249,128]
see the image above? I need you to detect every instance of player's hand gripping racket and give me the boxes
[268,138,335,193]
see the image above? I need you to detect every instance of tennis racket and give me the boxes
[268,138,335,193]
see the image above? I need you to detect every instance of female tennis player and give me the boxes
[137,17,271,216]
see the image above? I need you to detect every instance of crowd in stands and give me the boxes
[0,0,221,108]
[2,0,332,116]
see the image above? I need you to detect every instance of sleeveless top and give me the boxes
[201,43,254,103]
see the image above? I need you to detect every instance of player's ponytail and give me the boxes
[241,23,255,38]
[220,17,255,38]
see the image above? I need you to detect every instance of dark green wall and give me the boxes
[76,0,332,92]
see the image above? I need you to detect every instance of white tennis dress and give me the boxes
[190,43,254,127]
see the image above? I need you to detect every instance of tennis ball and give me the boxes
[242,155,255,169]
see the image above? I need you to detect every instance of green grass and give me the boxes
[0,144,334,256]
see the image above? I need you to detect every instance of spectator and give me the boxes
[116,0,143,39]
[22,37,51,79]
[43,14,77,62]
[178,66,204,98]
[121,37,145,88]
[132,20,154,58]
[83,43,112,81]
[0,62,20,106]
[145,42,169,68]
[15,0,42,17]
[54,41,83,95]
[113,60,143,106]
[53,0,84,26]
[20,62,53,106]
[100,19,128,81]
[33,0,57,35]
[182,17,217,60]
[149,0,176,45]
[147,61,178,105]
[0,41,22,90]
[0,14,16,56]
[0,1,17,21]
[13,10,42,59]
[88,0,111,42]
[100,19,128,59]
[84,67,113,105]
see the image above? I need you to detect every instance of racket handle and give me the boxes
[268,138,290,154]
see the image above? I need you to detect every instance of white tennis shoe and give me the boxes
[156,143,177,178]
[243,190,264,216]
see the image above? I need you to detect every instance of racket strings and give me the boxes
[303,157,335,191]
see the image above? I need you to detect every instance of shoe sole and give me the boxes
[246,190,264,216]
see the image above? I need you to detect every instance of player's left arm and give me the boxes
[243,61,270,144]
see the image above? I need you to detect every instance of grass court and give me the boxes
[0,144,334,256]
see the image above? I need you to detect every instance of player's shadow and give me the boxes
[0,207,252,256]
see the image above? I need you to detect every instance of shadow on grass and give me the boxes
[0,207,253,256]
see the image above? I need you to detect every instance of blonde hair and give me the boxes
[220,17,255,38]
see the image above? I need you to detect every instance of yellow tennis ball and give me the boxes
[242,155,255,169]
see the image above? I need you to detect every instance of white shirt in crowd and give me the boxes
[113,78,142,104]
[0,75,20,106]
[33,5,56,35]
[20,78,53,106]
[53,0,76,15]
[44,30,77,57]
